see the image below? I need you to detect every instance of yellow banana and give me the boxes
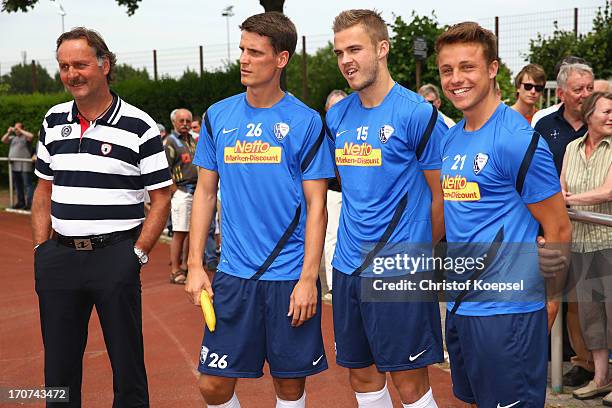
[200,290,216,332]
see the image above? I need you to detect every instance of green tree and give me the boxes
[286,42,347,112]
[114,63,150,81]
[3,0,286,15]
[527,2,611,80]
[388,12,444,91]
[0,62,62,94]
[0,83,10,95]
[2,0,141,15]
[496,62,515,105]
[388,12,515,121]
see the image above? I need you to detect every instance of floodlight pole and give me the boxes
[50,0,66,33]
[222,6,235,61]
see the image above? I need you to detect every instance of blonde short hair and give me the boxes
[333,9,389,45]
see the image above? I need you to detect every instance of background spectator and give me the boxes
[157,123,168,145]
[418,83,456,128]
[535,61,595,387]
[531,56,588,128]
[511,63,546,123]
[560,92,612,402]
[190,118,201,142]
[2,122,34,209]
[594,79,611,93]
[534,62,594,175]
[165,108,198,284]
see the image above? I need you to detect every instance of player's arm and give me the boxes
[324,118,341,187]
[565,165,612,205]
[134,186,170,253]
[423,169,444,244]
[289,178,327,327]
[31,178,53,247]
[411,103,446,245]
[186,168,219,304]
[527,193,571,324]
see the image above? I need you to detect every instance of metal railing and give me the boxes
[568,208,612,227]
[0,157,35,209]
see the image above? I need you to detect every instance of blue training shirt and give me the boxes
[193,92,335,281]
[441,103,561,316]
[325,83,447,275]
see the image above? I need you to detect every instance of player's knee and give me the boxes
[349,367,386,392]
[198,375,234,404]
[390,373,428,403]
[274,378,305,401]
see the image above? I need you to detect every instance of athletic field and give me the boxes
[0,211,468,407]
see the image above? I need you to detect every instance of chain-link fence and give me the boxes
[0,5,603,81]
[452,6,599,78]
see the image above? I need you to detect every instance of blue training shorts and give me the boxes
[332,269,444,371]
[445,308,548,407]
[198,272,328,378]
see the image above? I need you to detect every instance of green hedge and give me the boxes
[0,93,71,185]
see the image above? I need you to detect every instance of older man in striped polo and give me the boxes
[31,27,171,407]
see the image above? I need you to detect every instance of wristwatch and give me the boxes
[134,247,149,265]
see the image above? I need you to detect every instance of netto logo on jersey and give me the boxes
[335,142,382,166]
[224,140,282,164]
[442,174,480,201]
[61,125,72,137]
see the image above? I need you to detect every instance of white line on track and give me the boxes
[3,230,31,242]
[143,305,199,378]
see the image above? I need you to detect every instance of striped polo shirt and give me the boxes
[564,133,612,253]
[35,93,172,236]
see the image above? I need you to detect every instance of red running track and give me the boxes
[0,211,468,407]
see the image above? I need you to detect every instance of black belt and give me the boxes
[53,226,141,251]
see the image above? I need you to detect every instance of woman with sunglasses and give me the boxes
[511,63,546,123]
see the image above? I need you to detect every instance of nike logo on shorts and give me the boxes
[497,401,520,408]
[312,355,324,365]
[222,127,238,134]
[408,349,427,362]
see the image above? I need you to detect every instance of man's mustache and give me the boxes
[67,79,86,86]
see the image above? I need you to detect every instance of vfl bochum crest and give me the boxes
[200,346,209,365]
[473,153,489,175]
[61,125,72,137]
[378,125,394,144]
[273,122,290,141]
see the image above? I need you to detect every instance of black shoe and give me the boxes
[11,203,25,209]
[563,365,595,387]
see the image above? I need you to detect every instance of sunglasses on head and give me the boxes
[522,83,544,92]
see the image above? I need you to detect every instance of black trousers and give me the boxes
[34,237,149,408]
